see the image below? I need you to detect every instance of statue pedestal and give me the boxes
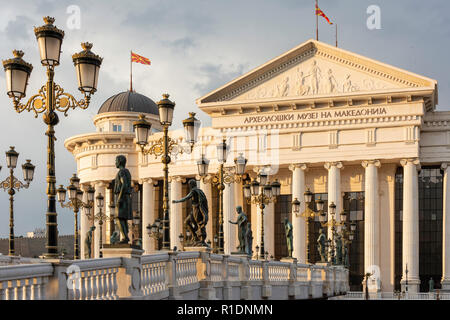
[316,262,329,267]
[102,244,144,299]
[183,246,211,253]
[231,252,251,258]
[102,244,144,259]
[280,257,297,263]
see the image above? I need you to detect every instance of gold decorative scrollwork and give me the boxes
[54,84,90,116]
[1,175,29,191]
[145,136,184,158]
[13,85,47,117]
[12,83,91,117]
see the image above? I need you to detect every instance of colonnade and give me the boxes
[78,158,450,293]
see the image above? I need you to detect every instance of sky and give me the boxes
[0,0,449,239]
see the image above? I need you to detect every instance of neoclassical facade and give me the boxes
[65,39,450,294]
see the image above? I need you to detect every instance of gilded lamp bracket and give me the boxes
[13,82,91,118]
[0,175,29,191]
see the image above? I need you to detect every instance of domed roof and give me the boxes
[98,91,158,115]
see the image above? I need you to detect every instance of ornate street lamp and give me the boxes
[0,147,35,256]
[197,138,247,253]
[320,202,346,265]
[2,16,102,258]
[244,169,279,259]
[133,99,199,251]
[293,189,325,263]
[57,176,95,259]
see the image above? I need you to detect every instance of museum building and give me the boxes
[65,39,450,294]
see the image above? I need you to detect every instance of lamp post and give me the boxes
[292,189,325,263]
[2,16,102,258]
[57,175,95,260]
[319,202,346,265]
[197,140,247,254]
[133,103,200,251]
[0,146,35,256]
[243,170,280,259]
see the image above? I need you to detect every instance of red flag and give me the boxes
[315,4,333,25]
[131,52,151,65]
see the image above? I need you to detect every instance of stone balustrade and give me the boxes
[0,250,349,300]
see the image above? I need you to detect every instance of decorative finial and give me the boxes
[26,159,31,163]
[12,50,24,59]
[162,93,170,99]
[138,114,146,120]
[9,146,15,150]
[81,42,93,51]
[43,16,55,25]
[189,112,196,117]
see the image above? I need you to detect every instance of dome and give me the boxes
[98,91,158,115]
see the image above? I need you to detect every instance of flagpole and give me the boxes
[130,50,133,92]
[316,0,318,40]
[335,23,338,47]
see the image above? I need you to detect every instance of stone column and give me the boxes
[265,202,275,258]
[80,184,92,260]
[324,162,343,238]
[362,160,381,292]
[93,182,106,259]
[400,158,421,292]
[169,176,183,250]
[142,179,154,254]
[223,182,236,254]
[441,163,450,290]
[289,163,307,262]
[200,179,213,244]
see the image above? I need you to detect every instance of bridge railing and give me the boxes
[0,250,349,300]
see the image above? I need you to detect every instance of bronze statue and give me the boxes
[245,222,253,256]
[110,230,120,245]
[114,155,132,244]
[283,217,293,257]
[228,205,248,253]
[343,243,349,267]
[335,234,343,265]
[429,277,435,292]
[317,227,327,262]
[84,226,96,259]
[172,179,209,246]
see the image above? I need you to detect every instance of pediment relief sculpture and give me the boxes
[234,58,396,102]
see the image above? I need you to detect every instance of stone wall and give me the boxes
[0,235,75,259]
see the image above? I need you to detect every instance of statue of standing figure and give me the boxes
[114,155,133,244]
[229,206,248,253]
[335,234,343,265]
[84,226,96,259]
[172,179,209,246]
[317,227,327,262]
[283,217,293,257]
[245,222,253,256]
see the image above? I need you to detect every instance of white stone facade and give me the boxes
[65,39,449,293]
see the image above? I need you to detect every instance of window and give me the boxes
[274,195,292,260]
[112,124,122,132]
[418,166,443,292]
[343,192,365,291]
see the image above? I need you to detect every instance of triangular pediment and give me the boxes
[197,39,437,106]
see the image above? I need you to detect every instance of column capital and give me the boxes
[168,176,186,183]
[324,161,343,170]
[289,163,308,172]
[252,165,272,175]
[400,158,421,170]
[139,178,153,184]
[441,163,450,170]
[93,181,106,189]
[362,160,381,168]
